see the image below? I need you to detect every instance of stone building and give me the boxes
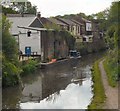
[8,13,70,62]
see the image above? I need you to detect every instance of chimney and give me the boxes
[37,12,41,19]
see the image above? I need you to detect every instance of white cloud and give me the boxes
[29,0,114,17]
[20,79,93,109]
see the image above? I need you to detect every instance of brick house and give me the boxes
[70,19,84,42]
[80,18,93,42]
[55,17,77,36]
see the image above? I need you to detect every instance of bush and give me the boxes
[2,15,22,87]
[103,50,118,87]
[2,59,21,87]
[21,60,37,76]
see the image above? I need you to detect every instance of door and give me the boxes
[25,47,31,56]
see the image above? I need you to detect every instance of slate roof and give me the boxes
[29,17,44,28]
[38,17,49,25]
[47,18,67,26]
[71,19,84,26]
[7,14,35,17]
[8,16,35,35]
[18,26,54,31]
[56,17,76,25]
[82,18,91,23]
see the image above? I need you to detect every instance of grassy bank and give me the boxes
[103,58,117,87]
[88,60,106,109]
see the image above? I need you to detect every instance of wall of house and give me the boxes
[76,25,80,36]
[19,29,41,55]
[72,25,76,36]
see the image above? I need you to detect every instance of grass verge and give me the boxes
[103,59,117,87]
[88,60,106,109]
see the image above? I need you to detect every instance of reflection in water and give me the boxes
[21,76,42,102]
[21,77,92,109]
[20,65,93,109]
[2,52,106,109]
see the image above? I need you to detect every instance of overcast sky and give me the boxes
[29,0,114,17]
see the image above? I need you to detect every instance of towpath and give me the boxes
[99,60,118,109]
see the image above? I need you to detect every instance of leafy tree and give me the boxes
[2,15,21,87]
[108,1,120,25]
[26,5,37,15]
[104,1,120,80]
[105,1,120,49]
[96,9,109,20]
[2,6,18,15]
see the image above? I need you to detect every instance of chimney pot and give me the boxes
[37,12,41,19]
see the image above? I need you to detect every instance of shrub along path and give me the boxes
[99,60,118,109]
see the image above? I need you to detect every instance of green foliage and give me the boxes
[88,60,106,109]
[2,1,37,15]
[114,25,120,48]
[2,15,18,61]
[104,59,118,87]
[21,60,37,76]
[103,1,119,82]
[103,50,118,87]
[105,25,116,49]
[2,6,18,14]
[2,15,21,87]
[108,1,120,24]
[75,43,88,55]
[55,12,88,20]
[60,31,75,50]
[105,1,120,49]
[26,5,37,15]
[75,41,106,55]
[2,57,21,87]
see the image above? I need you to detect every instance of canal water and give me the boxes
[2,52,105,109]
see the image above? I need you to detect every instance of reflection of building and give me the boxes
[41,67,73,99]
[21,76,42,102]
[20,64,74,103]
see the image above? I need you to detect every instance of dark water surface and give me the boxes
[2,52,105,109]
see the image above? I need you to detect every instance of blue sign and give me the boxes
[25,47,31,56]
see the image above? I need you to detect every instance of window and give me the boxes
[86,31,92,35]
[59,41,61,46]
[27,31,31,37]
[83,37,86,42]
[78,26,80,33]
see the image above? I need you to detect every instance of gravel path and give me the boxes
[99,60,118,109]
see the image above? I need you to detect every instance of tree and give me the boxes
[2,15,21,87]
[108,1,120,25]
[105,1,120,49]
[26,5,37,15]
[2,6,18,15]
[104,1,120,81]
